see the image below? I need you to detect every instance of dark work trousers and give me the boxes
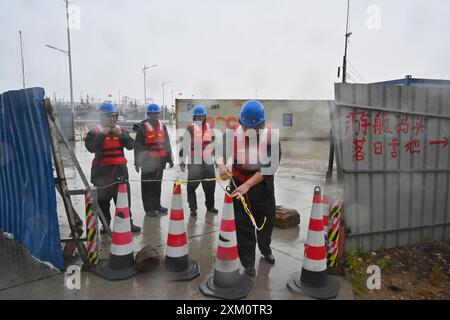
[141,164,165,212]
[187,164,216,211]
[97,181,132,225]
[92,164,132,227]
[233,180,276,268]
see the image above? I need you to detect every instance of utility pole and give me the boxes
[19,31,26,89]
[142,64,157,106]
[342,0,351,83]
[143,65,148,106]
[327,0,351,184]
[65,0,74,115]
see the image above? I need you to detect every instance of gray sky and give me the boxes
[1,0,449,104]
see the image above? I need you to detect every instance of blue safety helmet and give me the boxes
[98,101,118,114]
[147,103,161,113]
[192,105,207,116]
[239,100,265,127]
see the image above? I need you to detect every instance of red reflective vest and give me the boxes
[190,122,212,157]
[92,126,127,166]
[232,125,271,183]
[143,121,168,158]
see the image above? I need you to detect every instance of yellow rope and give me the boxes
[240,195,267,231]
[95,171,267,231]
[175,176,227,185]
[222,172,267,231]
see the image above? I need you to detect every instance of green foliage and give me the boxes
[423,230,433,242]
[376,257,391,271]
[429,266,446,286]
[345,250,367,295]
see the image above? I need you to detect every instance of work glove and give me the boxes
[135,166,140,173]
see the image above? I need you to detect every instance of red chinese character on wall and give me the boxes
[412,116,425,135]
[346,110,371,136]
[395,115,409,134]
[404,137,421,154]
[352,137,366,161]
[373,141,383,155]
[389,138,400,158]
[372,112,394,135]
[372,112,383,135]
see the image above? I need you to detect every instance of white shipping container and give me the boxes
[175,99,332,141]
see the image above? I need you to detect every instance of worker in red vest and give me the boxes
[179,105,218,217]
[85,101,141,233]
[217,100,281,278]
[134,103,174,217]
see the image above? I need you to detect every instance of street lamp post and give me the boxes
[170,89,182,120]
[170,89,175,113]
[19,31,26,89]
[142,64,157,107]
[44,0,74,116]
[161,81,172,121]
[65,0,74,115]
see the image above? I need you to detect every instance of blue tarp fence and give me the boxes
[0,88,64,270]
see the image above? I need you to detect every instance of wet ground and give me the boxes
[0,125,353,300]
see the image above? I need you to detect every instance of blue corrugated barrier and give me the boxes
[0,88,64,270]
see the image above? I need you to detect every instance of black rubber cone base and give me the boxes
[287,271,340,299]
[165,258,200,281]
[94,259,138,281]
[199,273,254,300]
[81,262,97,272]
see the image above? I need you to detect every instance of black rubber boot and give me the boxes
[130,219,141,233]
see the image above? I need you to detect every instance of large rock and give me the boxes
[275,206,300,229]
[135,245,161,272]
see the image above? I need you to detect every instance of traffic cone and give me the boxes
[199,193,253,299]
[287,186,339,299]
[164,183,200,281]
[94,183,137,280]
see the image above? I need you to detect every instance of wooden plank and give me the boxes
[45,99,88,262]
[55,182,83,227]
[46,99,90,188]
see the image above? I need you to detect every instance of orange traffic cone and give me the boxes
[164,183,200,281]
[95,183,137,280]
[199,193,253,299]
[287,186,339,299]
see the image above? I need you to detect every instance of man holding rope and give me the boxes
[216,100,281,278]
[85,101,141,234]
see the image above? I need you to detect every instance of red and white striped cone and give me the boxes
[287,186,340,299]
[199,193,254,300]
[94,183,138,280]
[164,183,200,281]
